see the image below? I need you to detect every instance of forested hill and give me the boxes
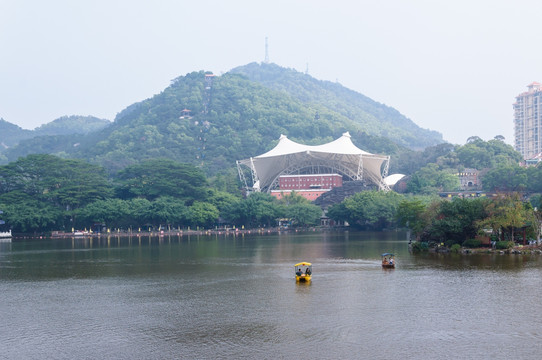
[64,69,416,174]
[0,118,33,148]
[2,64,444,174]
[230,62,443,149]
[0,116,110,163]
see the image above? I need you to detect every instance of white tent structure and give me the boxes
[383,174,406,187]
[237,132,390,193]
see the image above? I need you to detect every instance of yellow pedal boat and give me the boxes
[295,262,312,282]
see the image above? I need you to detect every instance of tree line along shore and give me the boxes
[3,134,542,251]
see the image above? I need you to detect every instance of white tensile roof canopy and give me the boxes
[237,132,390,192]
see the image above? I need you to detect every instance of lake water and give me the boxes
[1,231,542,359]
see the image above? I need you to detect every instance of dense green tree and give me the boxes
[428,198,488,245]
[0,154,113,208]
[453,138,522,169]
[76,197,190,230]
[479,193,538,242]
[466,136,482,144]
[525,165,542,193]
[0,192,63,233]
[148,196,188,227]
[115,159,207,202]
[209,168,243,195]
[206,188,241,213]
[326,201,350,225]
[276,191,311,206]
[0,154,113,230]
[224,192,282,228]
[406,164,459,194]
[328,190,404,230]
[277,192,322,226]
[187,201,219,228]
[396,197,429,238]
[76,198,140,229]
[482,164,527,191]
[285,203,322,226]
[528,193,542,210]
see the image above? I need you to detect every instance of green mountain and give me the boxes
[230,62,442,149]
[2,63,444,174]
[0,118,33,148]
[1,116,110,164]
[67,69,421,173]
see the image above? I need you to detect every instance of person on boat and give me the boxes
[389,258,394,265]
[382,257,388,265]
[305,267,311,275]
[296,268,302,276]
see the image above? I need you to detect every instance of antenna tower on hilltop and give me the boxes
[264,37,269,63]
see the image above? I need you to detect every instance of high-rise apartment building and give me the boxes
[514,82,542,159]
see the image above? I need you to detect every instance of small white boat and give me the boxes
[0,230,12,239]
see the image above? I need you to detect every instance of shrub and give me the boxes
[450,244,461,253]
[496,241,515,250]
[411,241,428,252]
[462,238,482,248]
[445,239,459,247]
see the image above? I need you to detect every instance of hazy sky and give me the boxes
[1,0,541,145]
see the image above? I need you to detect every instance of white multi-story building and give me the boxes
[514,82,542,159]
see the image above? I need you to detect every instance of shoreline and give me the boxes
[9,226,324,240]
[429,245,542,255]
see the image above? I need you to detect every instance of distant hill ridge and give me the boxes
[1,63,444,173]
[0,116,110,164]
[0,116,110,148]
[0,118,33,147]
[33,115,111,137]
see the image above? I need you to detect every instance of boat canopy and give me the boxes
[381,253,394,257]
[294,262,312,267]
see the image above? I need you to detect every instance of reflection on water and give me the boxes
[2,231,542,359]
